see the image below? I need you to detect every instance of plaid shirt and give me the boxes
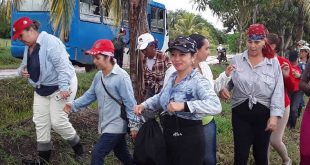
[143,51,171,93]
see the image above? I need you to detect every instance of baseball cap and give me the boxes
[166,36,197,53]
[136,33,155,50]
[300,46,310,54]
[12,17,33,40]
[85,39,115,56]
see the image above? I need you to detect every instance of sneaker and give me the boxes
[282,158,292,165]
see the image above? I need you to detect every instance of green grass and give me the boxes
[0,47,21,69]
[0,65,302,164]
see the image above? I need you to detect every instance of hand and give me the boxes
[167,102,184,113]
[265,116,278,132]
[130,130,138,139]
[292,69,301,78]
[225,64,236,77]
[63,103,73,114]
[219,88,231,100]
[134,104,145,116]
[60,91,71,99]
[21,68,30,78]
[281,62,290,78]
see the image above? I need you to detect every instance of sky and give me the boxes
[155,0,224,30]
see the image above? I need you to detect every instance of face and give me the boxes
[247,39,265,56]
[170,49,195,72]
[141,44,156,58]
[196,39,210,62]
[300,50,309,59]
[18,28,37,46]
[93,54,111,70]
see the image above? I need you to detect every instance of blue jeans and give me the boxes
[203,119,217,165]
[91,133,133,165]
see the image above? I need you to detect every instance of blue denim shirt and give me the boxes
[72,65,140,134]
[17,31,75,91]
[143,69,222,120]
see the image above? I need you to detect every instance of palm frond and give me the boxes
[48,0,75,40]
[100,0,122,27]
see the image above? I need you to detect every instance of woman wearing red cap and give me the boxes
[13,17,84,164]
[219,24,285,165]
[266,33,295,165]
[64,39,140,165]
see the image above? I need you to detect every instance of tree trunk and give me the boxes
[238,30,243,53]
[252,4,258,24]
[279,27,286,56]
[295,7,305,41]
[284,26,293,54]
[128,0,149,103]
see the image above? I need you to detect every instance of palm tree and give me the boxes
[2,0,148,102]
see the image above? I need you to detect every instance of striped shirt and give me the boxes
[230,51,285,117]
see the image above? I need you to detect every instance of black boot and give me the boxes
[72,142,84,163]
[38,150,51,163]
[22,150,51,165]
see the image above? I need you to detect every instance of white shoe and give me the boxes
[282,158,292,165]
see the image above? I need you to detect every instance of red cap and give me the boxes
[85,39,115,56]
[12,17,33,40]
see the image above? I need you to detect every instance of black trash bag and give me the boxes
[133,119,167,165]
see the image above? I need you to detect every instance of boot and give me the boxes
[22,150,51,165]
[72,142,85,163]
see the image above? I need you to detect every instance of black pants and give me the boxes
[161,115,205,165]
[288,90,303,128]
[115,48,124,68]
[232,100,271,165]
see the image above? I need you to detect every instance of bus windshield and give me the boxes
[17,0,50,11]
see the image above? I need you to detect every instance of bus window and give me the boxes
[17,0,50,11]
[80,0,101,23]
[151,7,164,33]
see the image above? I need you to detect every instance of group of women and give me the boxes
[12,15,310,165]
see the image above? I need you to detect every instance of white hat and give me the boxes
[136,33,155,50]
[300,46,310,53]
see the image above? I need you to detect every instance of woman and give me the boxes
[219,24,285,165]
[266,33,294,164]
[13,17,83,164]
[134,36,222,165]
[299,47,310,165]
[64,39,140,165]
[190,34,234,165]
[298,46,310,117]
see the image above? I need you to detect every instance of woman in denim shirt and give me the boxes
[134,36,221,165]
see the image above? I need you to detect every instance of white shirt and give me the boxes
[146,58,156,70]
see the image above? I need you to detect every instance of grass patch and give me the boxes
[0,65,302,164]
[0,47,21,69]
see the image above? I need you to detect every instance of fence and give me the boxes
[0,39,11,47]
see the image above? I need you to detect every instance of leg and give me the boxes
[203,119,217,165]
[269,106,290,164]
[289,92,301,128]
[33,92,52,162]
[252,103,271,165]
[91,133,123,165]
[232,106,253,165]
[113,134,133,165]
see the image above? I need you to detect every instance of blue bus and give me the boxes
[11,0,169,69]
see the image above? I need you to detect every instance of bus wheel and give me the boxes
[85,65,96,72]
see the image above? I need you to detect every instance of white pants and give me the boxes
[33,75,78,144]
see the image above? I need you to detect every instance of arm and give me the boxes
[47,38,73,91]
[71,77,98,112]
[299,61,310,96]
[187,77,222,115]
[270,63,285,117]
[117,74,140,130]
[283,61,297,92]
[17,47,28,76]
[214,72,231,94]
[142,93,162,111]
